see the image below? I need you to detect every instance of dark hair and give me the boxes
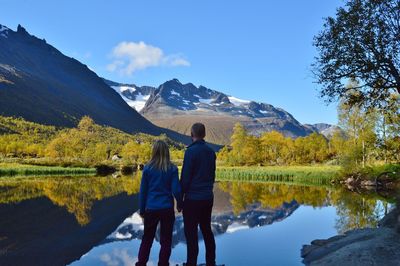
[191,123,206,139]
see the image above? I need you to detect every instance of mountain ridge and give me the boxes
[104,78,338,145]
[0,24,194,145]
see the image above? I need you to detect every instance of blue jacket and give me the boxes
[139,163,183,215]
[180,139,216,200]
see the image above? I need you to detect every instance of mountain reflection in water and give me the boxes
[0,176,396,266]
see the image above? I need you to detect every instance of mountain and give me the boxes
[0,24,192,144]
[105,78,327,145]
[102,201,299,247]
[304,123,342,138]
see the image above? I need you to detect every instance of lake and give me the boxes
[0,175,396,266]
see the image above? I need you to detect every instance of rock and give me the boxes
[345,177,355,184]
[360,180,376,187]
[112,173,121,178]
[111,154,121,161]
[301,227,400,265]
[379,208,399,228]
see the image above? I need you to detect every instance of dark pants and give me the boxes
[136,208,175,266]
[183,198,216,266]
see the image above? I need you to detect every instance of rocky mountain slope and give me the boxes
[105,78,337,145]
[0,24,191,144]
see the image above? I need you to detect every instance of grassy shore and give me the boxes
[0,163,96,177]
[216,165,340,185]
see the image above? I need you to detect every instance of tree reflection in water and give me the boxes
[0,175,396,232]
[0,172,141,225]
[217,181,397,233]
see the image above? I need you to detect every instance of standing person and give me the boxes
[136,140,183,266]
[181,123,216,266]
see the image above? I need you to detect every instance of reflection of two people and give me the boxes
[136,123,217,266]
[113,200,299,248]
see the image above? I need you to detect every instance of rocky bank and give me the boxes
[301,202,400,265]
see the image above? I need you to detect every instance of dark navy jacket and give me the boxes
[139,163,183,215]
[180,139,216,200]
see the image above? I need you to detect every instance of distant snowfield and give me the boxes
[112,86,150,111]
[228,96,250,106]
[198,98,213,105]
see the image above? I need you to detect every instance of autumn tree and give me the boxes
[229,123,248,165]
[260,131,290,165]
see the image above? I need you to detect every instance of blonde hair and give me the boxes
[148,140,171,172]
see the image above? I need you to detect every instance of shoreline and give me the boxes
[301,202,400,265]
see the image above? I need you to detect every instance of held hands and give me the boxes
[177,203,183,213]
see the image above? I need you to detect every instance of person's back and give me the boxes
[180,138,216,200]
[181,123,216,266]
[140,164,180,212]
[136,140,182,266]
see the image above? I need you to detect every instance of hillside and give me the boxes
[0,24,191,144]
[0,115,185,165]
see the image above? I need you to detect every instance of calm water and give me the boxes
[0,175,395,266]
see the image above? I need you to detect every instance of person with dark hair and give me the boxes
[181,123,217,266]
[136,140,183,266]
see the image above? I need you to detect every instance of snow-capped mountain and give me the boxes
[101,200,299,247]
[104,79,155,112]
[304,123,342,138]
[104,78,328,144]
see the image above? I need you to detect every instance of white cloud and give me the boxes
[164,54,191,66]
[107,41,190,75]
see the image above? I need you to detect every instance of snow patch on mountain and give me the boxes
[0,25,9,38]
[119,86,136,93]
[111,85,151,111]
[198,98,213,105]
[228,96,250,106]
[171,90,180,96]
[226,222,250,233]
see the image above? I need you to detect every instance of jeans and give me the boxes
[183,198,216,266]
[136,208,175,266]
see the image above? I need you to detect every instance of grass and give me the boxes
[338,163,400,181]
[216,165,340,185]
[0,163,96,177]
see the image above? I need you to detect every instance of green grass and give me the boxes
[0,163,96,177]
[339,164,400,181]
[216,165,340,185]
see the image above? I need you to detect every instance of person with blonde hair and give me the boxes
[136,140,183,266]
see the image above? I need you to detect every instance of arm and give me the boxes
[171,166,183,211]
[139,169,148,216]
[180,149,193,196]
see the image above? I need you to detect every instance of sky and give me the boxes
[1,0,344,125]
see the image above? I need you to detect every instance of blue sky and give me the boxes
[1,0,343,124]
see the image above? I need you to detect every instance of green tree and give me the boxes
[313,0,400,110]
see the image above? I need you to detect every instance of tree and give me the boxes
[338,97,377,168]
[229,123,248,165]
[313,0,400,109]
[260,131,289,165]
